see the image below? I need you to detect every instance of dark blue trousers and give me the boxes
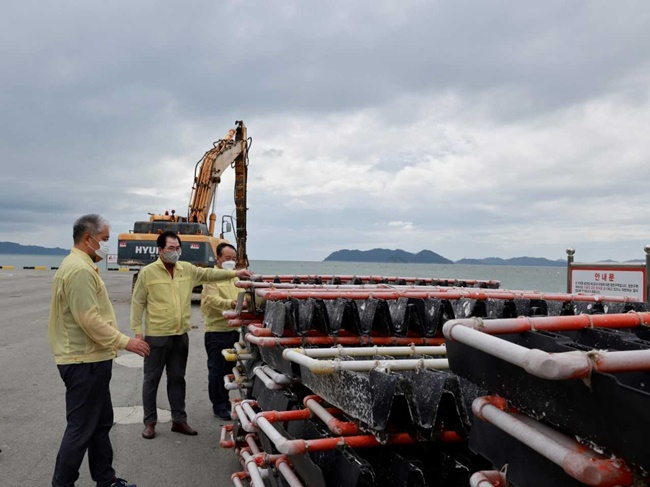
[204,331,239,413]
[53,360,115,487]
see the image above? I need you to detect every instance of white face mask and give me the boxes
[221,260,236,271]
[91,236,110,260]
[161,250,181,264]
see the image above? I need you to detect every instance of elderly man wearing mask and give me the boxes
[200,242,246,420]
[50,214,150,487]
[130,231,252,439]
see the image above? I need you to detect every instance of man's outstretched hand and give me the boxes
[125,337,150,357]
[235,269,253,280]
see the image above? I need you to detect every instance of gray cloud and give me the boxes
[2,1,650,262]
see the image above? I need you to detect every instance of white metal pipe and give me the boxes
[261,365,292,385]
[472,397,633,486]
[233,366,245,382]
[245,434,261,455]
[283,349,449,374]
[234,403,258,433]
[230,368,253,388]
[225,374,241,391]
[304,397,337,425]
[303,396,358,436]
[276,457,303,487]
[285,345,447,358]
[469,470,506,487]
[594,348,650,373]
[241,449,265,487]
[222,348,255,361]
[253,366,285,390]
[232,474,246,487]
[256,416,290,453]
[443,322,591,380]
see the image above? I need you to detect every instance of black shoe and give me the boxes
[215,409,231,420]
[110,478,136,487]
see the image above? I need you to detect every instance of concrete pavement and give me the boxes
[0,269,240,486]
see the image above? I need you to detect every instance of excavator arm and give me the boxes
[233,121,249,269]
[186,120,249,268]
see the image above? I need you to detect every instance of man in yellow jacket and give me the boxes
[131,231,251,439]
[49,214,150,487]
[200,242,244,420]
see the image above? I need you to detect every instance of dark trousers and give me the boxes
[205,331,239,413]
[143,333,189,424]
[52,360,115,487]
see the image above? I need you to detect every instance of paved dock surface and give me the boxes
[0,269,240,486]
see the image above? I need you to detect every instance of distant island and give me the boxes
[324,248,453,264]
[324,248,565,267]
[0,241,68,255]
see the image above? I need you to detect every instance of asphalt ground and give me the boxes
[0,269,241,486]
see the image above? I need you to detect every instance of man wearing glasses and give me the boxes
[130,231,252,440]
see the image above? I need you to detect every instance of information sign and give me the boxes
[570,267,645,300]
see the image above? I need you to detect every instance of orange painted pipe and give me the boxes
[451,312,650,335]
[255,289,637,303]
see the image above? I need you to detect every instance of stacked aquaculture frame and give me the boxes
[219,274,650,487]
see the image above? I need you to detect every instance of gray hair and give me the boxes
[72,214,110,243]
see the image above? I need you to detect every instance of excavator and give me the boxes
[117,121,250,286]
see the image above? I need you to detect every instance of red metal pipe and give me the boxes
[228,318,259,327]
[223,310,258,320]
[451,313,650,335]
[255,406,342,424]
[303,395,359,436]
[245,333,445,348]
[285,432,417,454]
[246,324,273,337]
[255,288,637,303]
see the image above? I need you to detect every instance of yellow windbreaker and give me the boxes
[49,248,130,365]
[201,273,240,332]
[130,258,236,337]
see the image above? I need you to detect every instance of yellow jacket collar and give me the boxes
[70,247,98,271]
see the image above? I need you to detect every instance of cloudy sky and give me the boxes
[2,1,650,262]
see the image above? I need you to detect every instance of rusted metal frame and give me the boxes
[245,333,445,348]
[444,320,650,379]
[255,288,638,303]
[472,396,633,487]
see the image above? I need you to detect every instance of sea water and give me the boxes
[0,254,567,292]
